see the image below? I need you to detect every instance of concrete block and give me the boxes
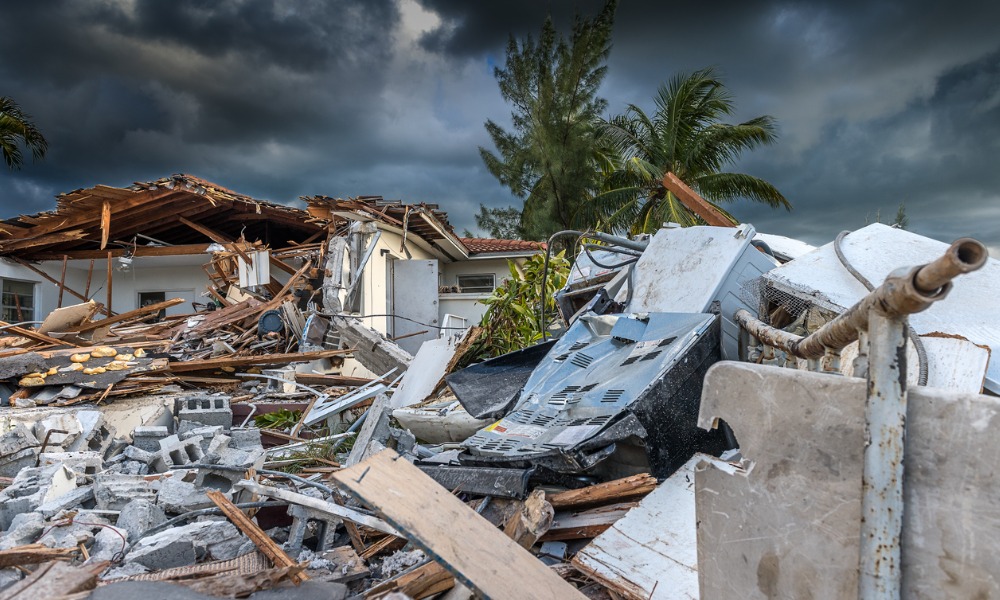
[123,445,155,464]
[37,451,103,480]
[36,485,95,519]
[131,426,169,453]
[229,427,262,451]
[176,395,232,429]
[91,525,129,562]
[156,477,215,514]
[151,434,204,473]
[34,413,82,448]
[95,474,155,511]
[0,568,23,591]
[286,503,341,553]
[0,512,45,550]
[67,410,116,455]
[116,499,166,543]
[0,447,37,479]
[0,425,39,477]
[126,530,196,570]
[205,433,231,456]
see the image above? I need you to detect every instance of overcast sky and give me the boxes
[1,0,998,250]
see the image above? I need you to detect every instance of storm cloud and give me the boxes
[0,0,997,248]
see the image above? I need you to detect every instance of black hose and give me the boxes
[834,230,928,385]
[582,244,640,270]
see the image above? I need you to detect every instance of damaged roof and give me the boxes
[0,174,547,262]
[0,174,325,260]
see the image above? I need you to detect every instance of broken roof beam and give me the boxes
[330,315,412,375]
[661,171,736,227]
[31,243,212,261]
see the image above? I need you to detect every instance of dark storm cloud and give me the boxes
[0,0,400,210]
[0,0,998,250]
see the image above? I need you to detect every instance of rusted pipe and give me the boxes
[912,237,987,293]
[735,237,988,359]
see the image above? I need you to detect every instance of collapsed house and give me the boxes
[0,173,997,599]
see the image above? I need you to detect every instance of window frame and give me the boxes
[456,273,497,295]
[1,278,37,323]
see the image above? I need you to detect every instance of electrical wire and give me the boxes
[318,312,467,330]
[834,230,928,385]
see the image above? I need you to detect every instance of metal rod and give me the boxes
[858,313,908,599]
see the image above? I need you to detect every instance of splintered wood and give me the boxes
[332,449,586,600]
[206,489,309,585]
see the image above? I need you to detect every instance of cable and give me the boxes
[834,230,928,385]
[134,501,287,543]
[317,312,467,330]
[582,244,639,270]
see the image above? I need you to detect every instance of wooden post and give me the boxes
[84,259,94,299]
[57,255,68,308]
[106,251,113,316]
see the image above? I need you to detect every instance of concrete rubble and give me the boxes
[1,211,998,599]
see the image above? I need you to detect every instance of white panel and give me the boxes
[391,259,439,354]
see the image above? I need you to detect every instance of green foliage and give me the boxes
[480,1,617,241]
[254,409,302,431]
[473,204,525,239]
[470,251,570,359]
[893,201,908,230]
[588,67,789,233]
[0,97,47,171]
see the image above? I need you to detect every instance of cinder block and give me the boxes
[176,395,232,429]
[95,474,156,510]
[132,426,169,453]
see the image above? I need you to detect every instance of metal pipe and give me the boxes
[734,237,988,359]
[859,313,908,599]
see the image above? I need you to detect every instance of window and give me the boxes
[456,274,496,294]
[2,279,36,322]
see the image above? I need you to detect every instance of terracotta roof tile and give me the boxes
[459,237,546,254]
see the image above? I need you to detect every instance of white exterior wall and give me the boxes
[353,228,437,336]
[1,255,217,321]
[438,256,527,328]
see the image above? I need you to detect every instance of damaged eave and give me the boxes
[0,174,325,261]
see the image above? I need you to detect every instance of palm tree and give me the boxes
[586,67,789,233]
[0,96,48,171]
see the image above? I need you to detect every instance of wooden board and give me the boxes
[572,458,700,600]
[333,449,586,600]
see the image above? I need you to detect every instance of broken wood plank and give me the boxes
[30,243,212,261]
[0,321,73,347]
[163,348,351,373]
[661,171,735,227]
[67,298,185,333]
[540,503,638,542]
[548,473,657,510]
[294,373,376,387]
[332,449,586,600]
[0,543,78,567]
[206,489,309,585]
[10,257,109,316]
[503,489,554,549]
[100,200,111,249]
[106,251,113,316]
[237,480,400,537]
[366,561,453,599]
[57,255,68,308]
[0,560,107,599]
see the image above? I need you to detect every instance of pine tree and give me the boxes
[480,1,617,241]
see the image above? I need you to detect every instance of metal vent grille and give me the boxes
[571,353,595,368]
[601,389,625,403]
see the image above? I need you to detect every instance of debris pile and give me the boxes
[2,193,999,598]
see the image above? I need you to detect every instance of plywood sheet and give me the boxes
[332,449,586,600]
